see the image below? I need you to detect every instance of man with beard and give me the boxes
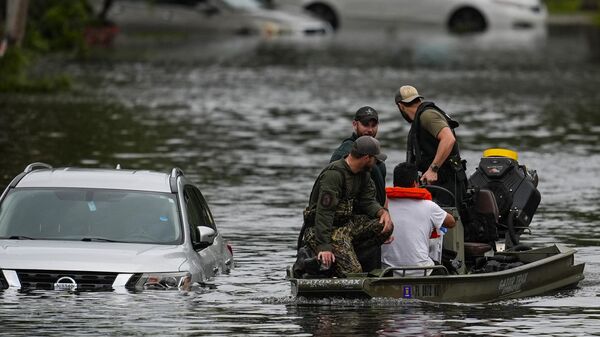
[394,85,468,212]
[330,106,388,271]
[331,106,387,206]
[299,136,393,277]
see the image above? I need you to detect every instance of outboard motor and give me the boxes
[468,148,540,248]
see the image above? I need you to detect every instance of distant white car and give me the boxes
[100,0,332,37]
[274,0,547,32]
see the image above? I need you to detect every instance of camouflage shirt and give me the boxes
[306,159,383,252]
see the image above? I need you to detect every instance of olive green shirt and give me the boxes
[330,133,387,206]
[421,109,450,138]
[309,159,383,252]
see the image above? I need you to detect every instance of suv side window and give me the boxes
[184,186,202,244]
[183,185,217,244]
[191,187,216,230]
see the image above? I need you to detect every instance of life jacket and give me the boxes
[407,101,461,174]
[385,186,440,238]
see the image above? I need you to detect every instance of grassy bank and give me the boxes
[545,0,598,13]
[546,0,585,13]
[545,0,600,26]
[0,48,72,92]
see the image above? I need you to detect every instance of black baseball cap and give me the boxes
[354,106,378,124]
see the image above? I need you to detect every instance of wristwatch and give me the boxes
[430,163,440,173]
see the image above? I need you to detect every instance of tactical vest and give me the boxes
[332,135,386,206]
[303,163,368,227]
[407,101,461,174]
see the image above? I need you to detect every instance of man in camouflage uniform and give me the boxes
[301,136,393,276]
[329,106,388,272]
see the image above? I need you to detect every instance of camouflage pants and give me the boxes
[303,215,389,276]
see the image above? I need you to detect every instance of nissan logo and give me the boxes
[54,276,78,291]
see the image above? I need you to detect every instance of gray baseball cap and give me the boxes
[353,136,387,162]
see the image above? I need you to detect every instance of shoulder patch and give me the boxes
[320,192,334,208]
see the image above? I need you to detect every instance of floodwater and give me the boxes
[1,23,600,336]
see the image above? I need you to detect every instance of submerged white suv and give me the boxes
[0,163,233,292]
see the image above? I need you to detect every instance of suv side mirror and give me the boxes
[198,226,216,246]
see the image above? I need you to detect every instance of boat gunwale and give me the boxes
[369,244,578,282]
[289,244,580,283]
[289,244,585,302]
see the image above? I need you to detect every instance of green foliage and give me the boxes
[0,49,29,83]
[0,49,71,92]
[1,0,90,92]
[545,0,600,13]
[0,74,71,93]
[545,0,583,13]
[544,0,600,26]
[25,0,93,54]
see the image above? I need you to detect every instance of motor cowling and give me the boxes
[468,149,540,246]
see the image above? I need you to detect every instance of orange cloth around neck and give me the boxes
[385,186,432,200]
[386,187,439,238]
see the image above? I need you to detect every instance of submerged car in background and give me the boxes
[99,0,332,37]
[274,0,547,32]
[0,163,233,292]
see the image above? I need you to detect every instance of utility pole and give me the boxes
[5,0,29,47]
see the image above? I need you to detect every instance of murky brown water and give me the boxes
[1,23,600,336]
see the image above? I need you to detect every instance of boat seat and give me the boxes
[463,189,499,252]
[464,242,493,256]
[475,189,499,222]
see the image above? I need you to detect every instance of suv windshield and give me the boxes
[0,188,182,244]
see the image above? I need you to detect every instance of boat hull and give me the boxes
[289,245,585,303]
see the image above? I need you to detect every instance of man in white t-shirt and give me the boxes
[381,162,456,276]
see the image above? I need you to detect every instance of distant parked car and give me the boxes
[97,0,332,37]
[274,0,547,32]
[0,163,233,292]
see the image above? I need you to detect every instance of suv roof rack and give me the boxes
[169,168,185,193]
[24,162,53,173]
[5,162,53,191]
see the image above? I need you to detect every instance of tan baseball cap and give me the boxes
[395,85,424,104]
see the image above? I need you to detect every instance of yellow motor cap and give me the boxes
[483,148,518,161]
